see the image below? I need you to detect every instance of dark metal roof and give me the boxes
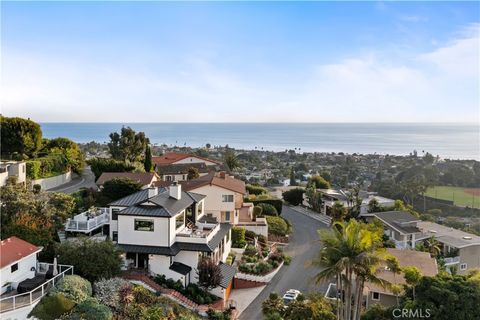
[109,189,150,207]
[117,243,180,256]
[185,192,207,203]
[374,211,420,235]
[169,262,192,275]
[206,223,232,251]
[118,205,171,217]
[218,263,236,288]
[198,215,219,224]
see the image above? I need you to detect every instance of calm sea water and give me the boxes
[40,123,480,160]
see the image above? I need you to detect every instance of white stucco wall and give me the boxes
[117,215,171,247]
[1,253,38,294]
[149,255,184,282]
[189,185,239,223]
[32,170,72,190]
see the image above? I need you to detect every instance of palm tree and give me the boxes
[423,236,441,258]
[224,149,240,171]
[313,220,389,320]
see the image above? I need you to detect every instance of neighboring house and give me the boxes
[363,211,423,249]
[366,211,480,274]
[0,237,74,318]
[364,248,437,309]
[153,152,221,167]
[156,162,210,182]
[307,189,395,216]
[108,184,235,300]
[180,172,251,225]
[415,221,480,275]
[0,161,27,186]
[96,172,160,189]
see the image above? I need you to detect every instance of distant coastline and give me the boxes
[40,122,480,160]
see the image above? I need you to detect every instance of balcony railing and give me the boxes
[0,263,74,314]
[444,256,460,265]
[65,208,110,233]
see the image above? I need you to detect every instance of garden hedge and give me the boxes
[248,199,283,214]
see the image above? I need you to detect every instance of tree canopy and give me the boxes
[307,175,331,189]
[108,126,149,162]
[1,116,43,158]
[101,177,142,202]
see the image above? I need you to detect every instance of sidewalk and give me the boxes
[289,206,332,225]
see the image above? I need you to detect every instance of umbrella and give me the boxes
[52,257,58,276]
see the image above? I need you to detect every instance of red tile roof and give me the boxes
[96,172,159,186]
[1,236,41,268]
[181,171,246,194]
[152,152,221,166]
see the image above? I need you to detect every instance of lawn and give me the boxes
[425,186,480,209]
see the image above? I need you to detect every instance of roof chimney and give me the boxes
[169,182,181,200]
[219,171,226,179]
[148,187,158,198]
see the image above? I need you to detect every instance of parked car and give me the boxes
[282,289,301,304]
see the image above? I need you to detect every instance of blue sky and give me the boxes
[2,1,479,122]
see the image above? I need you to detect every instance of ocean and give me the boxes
[40,123,480,160]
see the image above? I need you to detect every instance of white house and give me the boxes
[0,237,74,318]
[108,184,236,300]
[0,161,27,186]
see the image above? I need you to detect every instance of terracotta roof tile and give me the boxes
[152,152,221,166]
[181,172,246,194]
[0,236,41,268]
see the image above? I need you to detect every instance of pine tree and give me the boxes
[144,145,153,172]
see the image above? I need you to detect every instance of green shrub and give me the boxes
[69,297,113,320]
[51,275,92,304]
[255,261,272,274]
[26,160,41,179]
[244,245,257,257]
[88,157,135,180]
[249,199,283,214]
[29,293,75,320]
[283,255,292,265]
[257,203,278,216]
[282,188,305,206]
[232,226,246,248]
[245,230,256,240]
[253,206,263,220]
[246,184,268,195]
[266,216,289,236]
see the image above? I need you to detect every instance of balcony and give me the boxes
[65,207,109,233]
[444,256,460,266]
[0,263,74,314]
[175,217,220,243]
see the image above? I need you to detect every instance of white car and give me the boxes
[282,289,301,304]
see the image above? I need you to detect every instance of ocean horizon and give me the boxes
[40,122,480,160]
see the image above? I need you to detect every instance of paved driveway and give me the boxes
[48,166,97,194]
[239,206,330,320]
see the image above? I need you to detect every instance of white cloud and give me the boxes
[1,24,479,122]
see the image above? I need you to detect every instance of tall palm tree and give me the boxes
[423,236,441,258]
[313,220,390,320]
[331,201,347,223]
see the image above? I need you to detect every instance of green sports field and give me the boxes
[425,186,480,209]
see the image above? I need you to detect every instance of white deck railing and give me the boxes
[444,256,460,265]
[0,263,74,313]
[65,208,110,233]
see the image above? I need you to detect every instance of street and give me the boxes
[239,206,330,320]
[47,166,97,194]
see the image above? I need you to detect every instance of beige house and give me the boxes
[156,163,210,182]
[0,161,26,186]
[180,172,251,225]
[415,221,480,275]
[365,248,438,309]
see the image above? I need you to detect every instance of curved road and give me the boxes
[47,166,97,193]
[239,206,330,320]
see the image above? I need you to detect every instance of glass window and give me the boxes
[460,263,467,271]
[112,208,120,221]
[11,263,18,273]
[225,211,231,221]
[176,213,185,229]
[112,231,118,241]
[372,292,380,301]
[222,195,234,202]
[134,219,154,232]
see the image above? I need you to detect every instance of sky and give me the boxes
[1,1,479,123]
